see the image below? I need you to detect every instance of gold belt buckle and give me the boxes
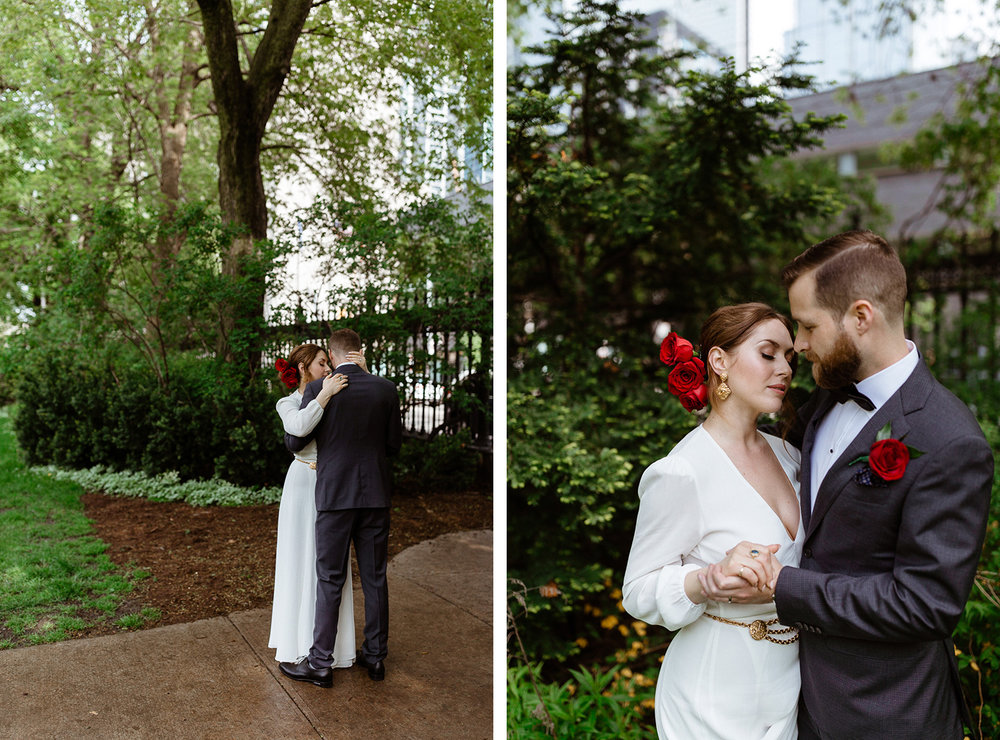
[749,620,767,641]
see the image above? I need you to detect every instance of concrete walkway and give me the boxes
[0,530,493,739]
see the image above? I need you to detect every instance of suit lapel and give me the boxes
[799,391,837,534]
[804,360,932,541]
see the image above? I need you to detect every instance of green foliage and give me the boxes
[507,662,655,739]
[31,465,282,507]
[952,416,1000,739]
[392,431,484,493]
[9,348,291,488]
[114,607,162,631]
[507,0,876,350]
[0,409,148,648]
[507,345,696,662]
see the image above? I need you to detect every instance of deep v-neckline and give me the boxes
[700,426,800,541]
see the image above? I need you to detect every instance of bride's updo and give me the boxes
[287,343,327,385]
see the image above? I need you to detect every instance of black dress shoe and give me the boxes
[279,659,332,688]
[356,651,385,681]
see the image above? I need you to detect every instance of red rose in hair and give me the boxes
[275,358,300,390]
[659,332,694,366]
[678,383,709,412]
[667,357,706,396]
[867,438,909,481]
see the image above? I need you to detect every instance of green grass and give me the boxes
[0,408,146,649]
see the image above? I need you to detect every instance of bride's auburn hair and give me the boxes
[287,343,327,384]
[699,302,796,394]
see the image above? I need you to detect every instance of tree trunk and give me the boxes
[196,0,313,371]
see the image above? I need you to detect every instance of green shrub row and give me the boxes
[31,465,282,507]
[11,353,290,488]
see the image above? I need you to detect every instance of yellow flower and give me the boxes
[621,668,633,678]
[610,588,622,600]
[575,637,588,649]
[631,621,647,637]
[640,699,656,710]
[601,615,619,630]
[618,624,629,637]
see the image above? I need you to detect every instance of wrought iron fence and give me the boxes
[265,290,492,450]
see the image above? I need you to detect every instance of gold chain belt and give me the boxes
[704,613,799,644]
[295,458,317,470]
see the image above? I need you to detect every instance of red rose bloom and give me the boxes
[678,383,709,412]
[660,332,694,366]
[275,359,300,390]
[868,438,909,481]
[667,357,706,395]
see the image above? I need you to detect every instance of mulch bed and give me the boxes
[71,487,492,640]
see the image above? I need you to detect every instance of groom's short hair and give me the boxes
[782,229,907,324]
[329,328,362,356]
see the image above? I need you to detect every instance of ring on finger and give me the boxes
[738,566,745,577]
[750,549,760,559]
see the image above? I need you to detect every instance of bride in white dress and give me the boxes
[268,343,366,667]
[623,304,803,740]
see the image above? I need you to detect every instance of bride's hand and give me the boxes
[317,373,348,407]
[346,351,368,372]
[698,542,781,605]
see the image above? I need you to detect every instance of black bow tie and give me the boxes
[830,384,875,411]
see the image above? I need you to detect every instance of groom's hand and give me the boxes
[698,542,781,605]
[346,351,368,372]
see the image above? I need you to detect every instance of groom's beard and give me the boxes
[811,330,862,389]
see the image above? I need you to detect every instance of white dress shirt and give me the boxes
[810,340,919,510]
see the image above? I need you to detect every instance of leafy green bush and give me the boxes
[11,350,291,488]
[31,465,281,506]
[392,430,484,493]
[953,415,1000,738]
[507,662,656,739]
[507,344,697,664]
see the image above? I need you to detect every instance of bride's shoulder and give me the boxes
[638,427,704,495]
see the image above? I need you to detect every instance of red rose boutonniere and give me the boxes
[659,331,709,413]
[849,422,923,487]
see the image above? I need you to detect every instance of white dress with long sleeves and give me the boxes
[623,425,803,740]
[268,389,355,666]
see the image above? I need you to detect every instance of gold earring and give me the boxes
[716,372,732,401]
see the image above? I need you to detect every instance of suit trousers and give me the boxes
[309,507,390,668]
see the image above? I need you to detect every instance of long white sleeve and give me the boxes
[622,453,707,631]
[276,393,325,437]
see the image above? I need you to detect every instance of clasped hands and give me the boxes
[697,541,783,605]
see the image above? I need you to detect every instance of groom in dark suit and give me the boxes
[279,328,402,688]
[702,230,992,739]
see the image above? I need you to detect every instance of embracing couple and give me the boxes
[267,328,402,689]
[623,230,993,739]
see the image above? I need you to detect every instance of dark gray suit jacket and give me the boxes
[285,364,402,510]
[775,359,992,739]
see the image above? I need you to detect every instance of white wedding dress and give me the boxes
[268,389,355,666]
[623,425,803,740]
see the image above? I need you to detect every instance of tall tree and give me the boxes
[194,0,312,368]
